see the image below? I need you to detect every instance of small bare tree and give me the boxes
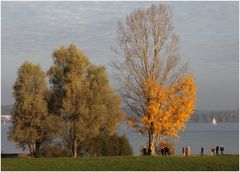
[113,4,196,155]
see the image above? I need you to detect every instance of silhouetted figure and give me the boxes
[220,145,224,155]
[185,146,188,156]
[143,147,147,156]
[216,146,219,155]
[161,148,164,156]
[163,146,169,156]
[163,146,166,156]
[182,147,185,156]
[201,147,204,156]
[148,147,151,156]
[211,147,215,155]
[166,147,170,156]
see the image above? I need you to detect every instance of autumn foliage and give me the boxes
[129,75,196,154]
[115,4,197,155]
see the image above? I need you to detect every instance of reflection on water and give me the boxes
[1,122,239,155]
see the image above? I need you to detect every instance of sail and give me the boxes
[212,118,217,125]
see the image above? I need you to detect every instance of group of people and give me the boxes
[142,145,225,156]
[142,147,150,156]
[182,145,225,156]
[200,145,224,155]
[160,146,170,156]
[210,145,224,155]
[142,146,170,156]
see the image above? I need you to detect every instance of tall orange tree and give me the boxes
[129,76,196,155]
[114,4,197,155]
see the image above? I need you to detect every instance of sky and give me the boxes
[1,1,239,111]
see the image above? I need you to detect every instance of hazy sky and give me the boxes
[1,1,239,110]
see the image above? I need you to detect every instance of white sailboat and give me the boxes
[212,118,217,125]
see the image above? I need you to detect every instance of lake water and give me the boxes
[1,122,239,155]
[116,122,239,155]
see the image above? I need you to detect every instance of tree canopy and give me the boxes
[114,4,197,155]
[9,61,48,157]
[48,44,123,157]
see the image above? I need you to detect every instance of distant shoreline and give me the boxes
[2,105,239,123]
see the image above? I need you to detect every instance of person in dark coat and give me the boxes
[164,146,168,156]
[161,147,164,156]
[220,145,224,155]
[201,147,204,156]
[216,146,219,155]
[185,146,189,156]
[148,147,151,156]
[143,147,147,156]
[159,143,164,156]
[211,147,215,155]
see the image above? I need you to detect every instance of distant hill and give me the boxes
[189,110,239,123]
[2,105,239,123]
[122,106,239,123]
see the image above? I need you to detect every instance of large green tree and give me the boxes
[9,61,48,157]
[48,44,123,157]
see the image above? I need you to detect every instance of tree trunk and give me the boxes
[35,140,42,157]
[28,143,34,157]
[33,144,36,158]
[148,121,156,156]
[148,132,156,156]
[72,139,78,158]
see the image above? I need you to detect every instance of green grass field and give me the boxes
[1,155,239,171]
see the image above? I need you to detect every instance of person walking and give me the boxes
[220,145,224,155]
[185,146,189,156]
[216,146,219,155]
[166,146,169,156]
[211,146,215,155]
[188,146,191,156]
[143,147,147,156]
[160,144,164,156]
[201,147,204,156]
[148,147,151,156]
[163,146,167,156]
[161,148,164,156]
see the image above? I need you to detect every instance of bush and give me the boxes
[38,144,70,157]
[78,134,133,156]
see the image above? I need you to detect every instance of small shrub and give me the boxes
[78,134,133,156]
[38,144,70,157]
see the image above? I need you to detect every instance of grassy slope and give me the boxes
[1,155,239,171]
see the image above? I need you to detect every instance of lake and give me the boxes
[1,122,239,155]
[117,122,239,155]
